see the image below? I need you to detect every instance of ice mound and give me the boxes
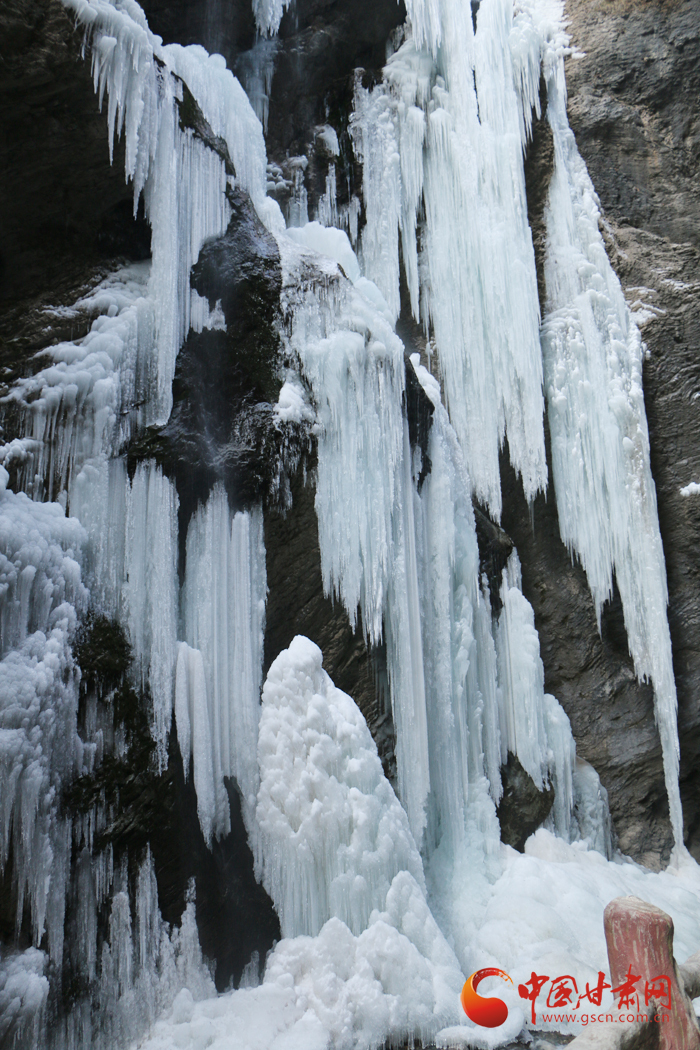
[139,636,470,1050]
[256,634,427,938]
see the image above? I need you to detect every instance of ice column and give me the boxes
[539,9,684,846]
[351,0,548,517]
[124,461,179,769]
[280,236,431,844]
[180,486,267,843]
[410,357,502,851]
[62,0,272,424]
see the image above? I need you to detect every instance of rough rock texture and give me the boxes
[559,0,700,862]
[66,617,280,994]
[128,188,289,556]
[496,752,555,853]
[0,0,150,307]
[263,456,397,782]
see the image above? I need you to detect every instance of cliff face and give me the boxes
[562,0,700,862]
[0,0,698,920]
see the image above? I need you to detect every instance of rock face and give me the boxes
[559,0,700,862]
[129,188,288,553]
[0,0,150,308]
[497,753,555,853]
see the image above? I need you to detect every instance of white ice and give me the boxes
[62,0,273,424]
[531,0,685,848]
[180,488,267,842]
[350,0,548,516]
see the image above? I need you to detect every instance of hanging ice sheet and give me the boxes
[531,0,685,847]
[178,487,267,844]
[278,229,431,845]
[350,0,548,518]
[61,0,278,425]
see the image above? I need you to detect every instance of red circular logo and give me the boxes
[461,967,513,1028]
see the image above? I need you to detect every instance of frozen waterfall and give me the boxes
[0,0,697,1046]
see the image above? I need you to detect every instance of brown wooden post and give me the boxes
[604,896,700,1050]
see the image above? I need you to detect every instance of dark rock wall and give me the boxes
[0,0,150,306]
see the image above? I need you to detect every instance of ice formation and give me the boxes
[179,488,267,842]
[0,0,695,1043]
[256,636,426,938]
[60,0,275,425]
[0,0,278,1044]
[350,0,548,517]
[536,1,685,846]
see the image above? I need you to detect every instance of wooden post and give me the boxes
[604,896,700,1050]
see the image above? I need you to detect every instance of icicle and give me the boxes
[538,0,684,848]
[496,553,550,790]
[251,0,292,36]
[61,0,273,425]
[182,488,267,841]
[237,37,279,132]
[350,0,548,517]
[316,163,339,228]
[87,851,215,1050]
[125,461,179,769]
[174,643,217,846]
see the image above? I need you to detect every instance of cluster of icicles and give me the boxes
[0,0,691,1046]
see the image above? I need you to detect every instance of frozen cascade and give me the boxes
[3,264,153,502]
[278,230,431,845]
[0,0,696,1040]
[350,0,548,517]
[61,0,276,426]
[408,354,602,859]
[57,851,216,1050]
[537,0,685,847]
[410,356,503,853]
[124,461,179,768]
[179,487,267,843]
[66,456,180,765]
[0,1,278,1042]
[0,475,86,964]
[347,0,686,848]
